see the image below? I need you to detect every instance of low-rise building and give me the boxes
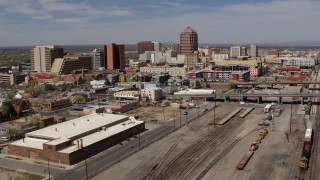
[277,66,301,76]
[280,57,317,68]
[214,60,262,79]
[69,93,90,104]
[141,88,163,102]
[29,98,71,112]
[140,66,186,77]
[114,91,140,100]
[106,101,140,113]
[8,113,145,165]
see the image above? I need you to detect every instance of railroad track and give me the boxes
[142,104,219,180]
[144,108,259,180]
[309,73,319,180]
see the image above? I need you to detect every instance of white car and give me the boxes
[0,137,10,141]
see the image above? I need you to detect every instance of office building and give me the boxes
[92,49,104,70]
[241,47,247,56]
[250,45,258,57]
[51,54,92,75]
[230,46,241,58]
[30,46,64,72]
[137,41,162,55]
[103,43,125,70]
[179,26,198,54]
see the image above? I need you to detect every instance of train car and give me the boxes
[300,121,313,170]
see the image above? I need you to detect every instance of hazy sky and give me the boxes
[0,0,319,46]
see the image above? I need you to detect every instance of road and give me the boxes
[0,101,216,180]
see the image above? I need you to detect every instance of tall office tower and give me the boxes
[30,46,64,72]
[241,46,247,56]
[103,43,125,70]
[92,48,104,70]
[250,45,258,57]
[230,46,241,58]
[179,26,198,54]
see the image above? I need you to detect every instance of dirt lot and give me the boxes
[124,105,181,122]
[0,167,44,180]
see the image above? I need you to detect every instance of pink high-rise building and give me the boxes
[179,26,198,54]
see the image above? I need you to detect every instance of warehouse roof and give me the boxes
[26,113,129,140]
[9,114,143,152]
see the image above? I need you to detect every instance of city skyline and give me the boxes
[0,0,319,46]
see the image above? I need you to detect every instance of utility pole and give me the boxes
[163,107,165,122]
[214,92,216,125]
[173,110,175,131]
[180,110,182,127]
[290,100,293,134]
[47,158,51,179]
[85,159,88,180]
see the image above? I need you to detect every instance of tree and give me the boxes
[25,86,45,98]
[73,95,84,104]
[105,78,111,86]
[31,116,40,126]
[6,90,17,100]
[1,101,17,118]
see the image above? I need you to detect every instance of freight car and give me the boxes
[299,121,313,170]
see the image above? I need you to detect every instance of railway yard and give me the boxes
[92,97,320,180]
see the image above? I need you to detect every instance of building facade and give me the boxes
[179,26,198,54]
[103,43,125,70]
[30,46,64,72]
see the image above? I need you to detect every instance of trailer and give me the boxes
[263,104,272,113]
[236,151,254,170]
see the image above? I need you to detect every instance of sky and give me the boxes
[0,0,319,46]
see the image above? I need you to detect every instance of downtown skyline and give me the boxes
[0,0,319,46]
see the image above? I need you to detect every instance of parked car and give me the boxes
[0,137,10,141]
[202,108,208,112]
[183,111,188,115]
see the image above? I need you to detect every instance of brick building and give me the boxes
[8,113,145,165]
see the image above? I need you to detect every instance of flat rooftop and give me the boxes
[10,116,144,154]
[26,113,129,140]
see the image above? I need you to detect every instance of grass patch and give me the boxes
[5,156,22,160]
[0,167,44,180]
